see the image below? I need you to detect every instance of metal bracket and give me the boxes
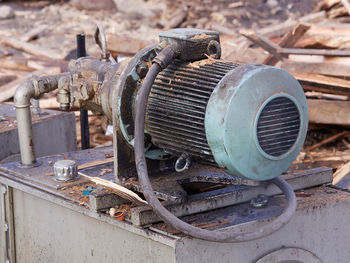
[0,184,16,263]
[130,167,333,226]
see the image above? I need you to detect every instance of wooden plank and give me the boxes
[0,73,17,87]
[342,0,350,15]
[78,157,113,170]
[163,5,188,30]
[0,67,61,102]
[107,34,154,56]
[258,11,326,38]
[305,91,348,101]
[328,6,348,18]
[1,39,62,60]
[308,99,350,125]
[263,23,311,65]
[289,71,350,95]
[79,171,147,206]
[324,0,342,9]
[0,57,35,71]
[242,28,350,65]
[279,47,350,57]
[240,29,284,61]
[20,24,48,42]
[211,23,236,35]
[284,61,350,78]
[304,24,350,36]
[333,160,350,184]
[296,34,350,49]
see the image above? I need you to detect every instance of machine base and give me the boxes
[1,146,349,263]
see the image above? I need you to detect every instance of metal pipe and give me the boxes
[77,34,90,150]
[14,73,71,166]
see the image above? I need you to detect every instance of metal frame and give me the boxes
[0,184,16,263]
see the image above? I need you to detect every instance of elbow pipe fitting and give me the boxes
[14,73,72,166]
[14,79,37,166]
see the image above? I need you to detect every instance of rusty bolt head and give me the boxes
[80,82,94,101]
[136,64,148,78]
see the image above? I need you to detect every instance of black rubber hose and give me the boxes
[134,52,297,243]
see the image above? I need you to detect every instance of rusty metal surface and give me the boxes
[130,166,333,226]
[151,185,350,236]
[0,146,113,192]
[0,146,334,228]
[0,146,350,262]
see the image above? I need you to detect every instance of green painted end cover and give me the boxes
[205,64,308,181]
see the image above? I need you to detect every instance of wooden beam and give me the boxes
[308,99,350,126]
[263,23,311,65]
[0,57,36,71]
[333,160,350,184]
[258,11,326,38]
[0,73,17,87]
[240,29,285,61]
[107,34,154,56]
[292,71,350,96]
[342,0,350,15]
[1,39,62,60]
[284,61,350,78]
[279,47,350,57]
[79,171,147,206]
[20,24,48,42]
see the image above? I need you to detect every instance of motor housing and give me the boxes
[113,30,308,181]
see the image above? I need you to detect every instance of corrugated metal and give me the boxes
[146,60,236,163]
[257,97,300,157]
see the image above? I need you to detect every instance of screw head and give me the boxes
[136,64,148,78]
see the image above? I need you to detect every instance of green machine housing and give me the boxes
[115,28,308,181]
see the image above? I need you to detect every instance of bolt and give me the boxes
[250,194,269,208]
[136,64,148,78]
[80,83,94,101]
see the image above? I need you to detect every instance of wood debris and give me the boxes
[79,171,148,206]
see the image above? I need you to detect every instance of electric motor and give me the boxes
[114,29,308,181]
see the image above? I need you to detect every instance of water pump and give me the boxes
[14,27,308,242]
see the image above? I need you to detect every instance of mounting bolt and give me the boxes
[250,194,269,208]
[80,82,94,101]
[136,64,148,78]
